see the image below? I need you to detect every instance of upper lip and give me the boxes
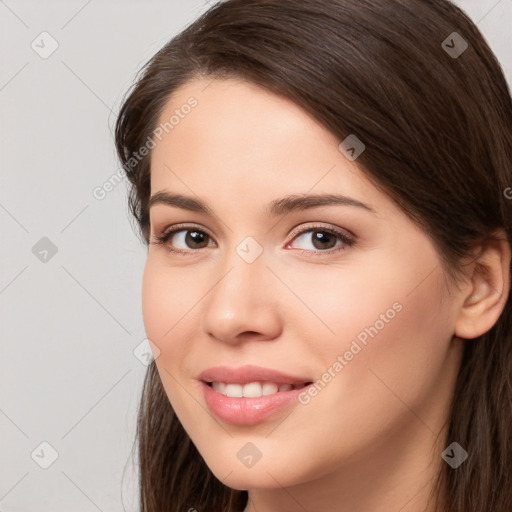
[198,365,312,386]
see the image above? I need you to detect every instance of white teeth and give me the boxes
[225,383,243,397]
[211,382,226,394]
[243,382,263,397]
[211,381,300,398]
[262,382,279,395]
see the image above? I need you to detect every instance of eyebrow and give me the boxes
[148,191,377,216]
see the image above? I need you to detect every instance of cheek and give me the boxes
[282,241,448,364]
[141,258,192,359]
[287,249,452,416]
[141,259,166,345]
[141,259,199,413]
[273,270,453,484]
[301,263,451,432]
[141,257,214,405]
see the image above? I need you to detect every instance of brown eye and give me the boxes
[289,226,354,254]
[152,226,216,254]
[183,230,210,249]
[309,231,338,250]
[167,229,212,250]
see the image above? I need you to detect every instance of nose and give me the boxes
[200,252,282,345]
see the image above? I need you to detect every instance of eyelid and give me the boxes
[153,222,215,243]
[287,222,355,243]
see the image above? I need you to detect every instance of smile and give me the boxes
[208,381,311,398]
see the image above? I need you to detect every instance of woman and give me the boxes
[115,1,512,510]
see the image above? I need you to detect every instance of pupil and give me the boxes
[313,231,336,250]
[186,230,207,248]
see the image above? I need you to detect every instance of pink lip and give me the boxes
[198,365,313,425]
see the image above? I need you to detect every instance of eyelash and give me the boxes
[150,222,356,257]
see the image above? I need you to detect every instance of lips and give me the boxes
[198,365,314,425]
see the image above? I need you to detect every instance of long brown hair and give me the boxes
[115,1,512,510]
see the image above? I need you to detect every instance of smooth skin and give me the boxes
[142,77,510,512]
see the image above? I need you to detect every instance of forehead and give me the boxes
[151,76,339,162]
[148,77,392,219]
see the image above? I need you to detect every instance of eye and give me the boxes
[150,222,355,256]
[150,224,216,254]
[287,224,355,255]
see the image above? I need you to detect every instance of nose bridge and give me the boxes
[201,239,281,342]
[214,233,269,299]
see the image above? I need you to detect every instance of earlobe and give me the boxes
[454,230,511,340]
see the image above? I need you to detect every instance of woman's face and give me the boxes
[143,77,464,494]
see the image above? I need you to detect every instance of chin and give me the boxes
[203,451,309,491]
[220,470,285,491]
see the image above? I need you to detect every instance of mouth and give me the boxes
[198,366,315,425]
[204,380,313,398]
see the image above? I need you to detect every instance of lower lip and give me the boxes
[202,382,308,425]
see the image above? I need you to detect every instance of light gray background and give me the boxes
[0,1,510,511]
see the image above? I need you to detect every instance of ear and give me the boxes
[454,229,511,340]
